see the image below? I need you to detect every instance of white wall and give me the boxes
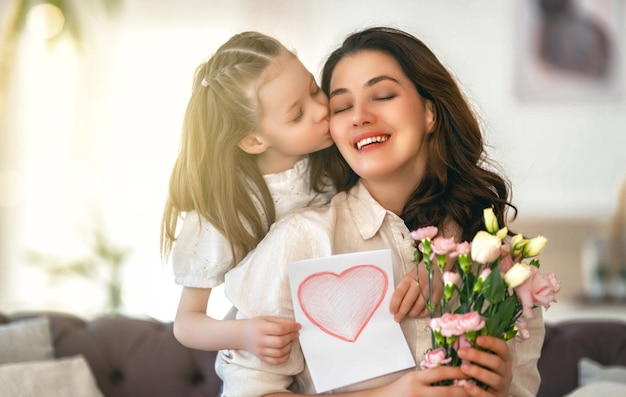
[113,0,626,218]
[0,0,624,321]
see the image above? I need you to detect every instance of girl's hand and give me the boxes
[243,316,301,365]
[457,336,512,397]
[379,366,469,397]
[390,263,443,322]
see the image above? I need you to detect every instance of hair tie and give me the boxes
[201,78,209,87]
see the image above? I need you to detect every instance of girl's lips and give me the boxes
[354,134,390,150]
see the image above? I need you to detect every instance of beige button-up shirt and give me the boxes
[217,181,544,396]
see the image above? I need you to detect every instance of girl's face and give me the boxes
[328,50,435,186]
[251,53,333,174]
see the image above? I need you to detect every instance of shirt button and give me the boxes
[424,325,431,332]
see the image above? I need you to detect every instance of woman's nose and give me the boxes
[352,102,375,126]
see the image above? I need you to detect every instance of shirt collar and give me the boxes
[347,181,395,240]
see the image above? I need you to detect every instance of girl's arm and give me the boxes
[173,286,301,364]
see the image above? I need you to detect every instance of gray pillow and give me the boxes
[579,357,626,386]
[0,316,54,365]
[0,355,104,397]
[565,381,626,397]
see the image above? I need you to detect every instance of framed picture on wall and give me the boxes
[515,0,622,101]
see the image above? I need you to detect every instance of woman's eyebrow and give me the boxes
[368,75,399,86]
[329,75,400,99]
[329,87,347,99]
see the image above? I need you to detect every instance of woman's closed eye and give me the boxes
[331,104,351,114]
[375,94,396,101]
[330,98,351,114]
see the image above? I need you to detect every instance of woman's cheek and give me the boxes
[329,118,342,141]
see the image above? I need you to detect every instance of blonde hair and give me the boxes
[161,32,320,262]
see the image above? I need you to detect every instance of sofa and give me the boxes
[0,312,220,397]
[1,311,625,397]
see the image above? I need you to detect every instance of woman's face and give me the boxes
[327,50,435,186]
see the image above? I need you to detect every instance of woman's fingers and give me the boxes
[390,272,428,321]
[458,336,512,396]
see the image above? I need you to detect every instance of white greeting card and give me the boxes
[288,249,415,392]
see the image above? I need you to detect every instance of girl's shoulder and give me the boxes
[268,198,339,234]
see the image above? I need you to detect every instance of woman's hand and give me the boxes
[457,336,512,397]
[390,262,443,322]
[378,366,469,397]
[243,316,301,365]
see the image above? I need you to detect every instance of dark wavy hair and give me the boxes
[320,26,516,241]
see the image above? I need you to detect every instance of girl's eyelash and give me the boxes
[293,109,304,122]
[292,86,321,122]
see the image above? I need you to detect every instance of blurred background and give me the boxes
[1,0,625,323]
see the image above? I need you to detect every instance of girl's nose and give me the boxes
[314,95,329,122]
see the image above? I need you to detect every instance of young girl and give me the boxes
[216,27,544,396]
[160,31,336,364]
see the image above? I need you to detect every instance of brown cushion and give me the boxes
[537,320,626,397]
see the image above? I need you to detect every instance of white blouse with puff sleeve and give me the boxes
[171,157,335,288]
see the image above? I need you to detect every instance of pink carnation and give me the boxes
[411,226,438,241]
[514,267,562,318]
[420,348,451,369]
[455,241,471,256]
[458,312,486,332]
[431,313,465,337]
[443,271,461,287]
[431,236,457,255]
[455,334,471,350]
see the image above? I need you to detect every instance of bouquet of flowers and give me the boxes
[411,208,561,380]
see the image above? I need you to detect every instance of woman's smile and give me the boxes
[354,133,390,150]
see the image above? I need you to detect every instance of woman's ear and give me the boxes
[425,100,436,134]
[238,134,268,154]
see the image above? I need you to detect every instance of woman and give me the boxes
[216,27,544,397]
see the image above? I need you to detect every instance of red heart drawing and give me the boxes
[297,264,388,342]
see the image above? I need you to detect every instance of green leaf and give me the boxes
[485,295,518,337]
[483,265,506,303]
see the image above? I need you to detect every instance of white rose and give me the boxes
[470,231,501,264]
[504,263,533,288]
[483,208,499,234]
[522,235,548,258]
